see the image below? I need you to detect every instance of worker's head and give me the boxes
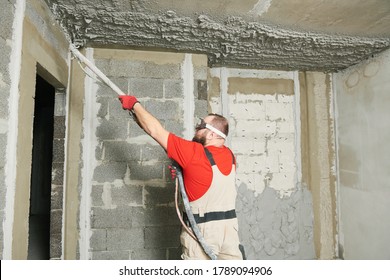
[193,114,229,146]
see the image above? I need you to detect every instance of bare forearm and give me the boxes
[132,102,169,149]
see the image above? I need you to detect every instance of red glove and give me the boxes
[168,165,177,180]
[118,95,139,110]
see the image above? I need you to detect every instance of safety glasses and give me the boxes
[195,118,207,131]
[195,118,226,139]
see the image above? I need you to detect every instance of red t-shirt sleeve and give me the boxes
[167,133,197,168]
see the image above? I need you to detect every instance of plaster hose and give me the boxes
[70,44,125,96]
[173,164,218,260]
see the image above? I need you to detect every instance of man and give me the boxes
[119,94,243,260]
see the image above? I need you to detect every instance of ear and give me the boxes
[206,130,214,140]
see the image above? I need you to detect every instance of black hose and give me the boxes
[172,163,217,260]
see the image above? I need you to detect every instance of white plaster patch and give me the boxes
[182,54,194,140]
[249,0,273,17]
[79,48,99,259]
[345,71,359,88]
[363,61,380,77]
[3,0,25,260]
[102,182,115,209]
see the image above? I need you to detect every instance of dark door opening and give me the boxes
[27,74,55,260]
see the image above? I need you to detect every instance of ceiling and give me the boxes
[45,0,390,72]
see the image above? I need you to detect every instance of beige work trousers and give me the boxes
[180,217,243,260]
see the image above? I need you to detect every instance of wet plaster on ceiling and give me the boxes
[45,0,390,72]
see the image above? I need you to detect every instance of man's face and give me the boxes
[193,118,211,145]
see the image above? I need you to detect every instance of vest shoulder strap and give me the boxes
[204,147,235,166]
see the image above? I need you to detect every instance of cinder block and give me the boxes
[53,116,66,138]
[235,120,268,137]
[111,184,143,206]
[103,141,141,162]
[144,185,175,206]
[93,161,127,183]
[96,118,128,140]
[144,100,179,120]
[107,228,144,250]
[129,78,163,98]
[50,184,63,209]
[97,76,128,97]
[90,229,107,251]
[129,120,147,138]
[91,206,133,229]
[266,101,293,121]
[92,250,130,260]
[196,80,208,100]
[50,209,63,235]
[235,155,265,174]
[52,139,65,163]
[144,225,181,249]
[106,59,145,78]
[91,184,104,207]
[230,102,266,120]
[96,96,109,118]
[0,3,14,46]
[143,61,181,79]
[195,100,208,119]
[130,248,168,260]
[129,206,146,228]
[144,206,179,227]
[164,79,183,98]
[127,161,163,181]
[49,233,62,259]
[141,144,166,161]
[164,120,184,136]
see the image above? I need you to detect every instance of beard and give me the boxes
[192,134,206,146]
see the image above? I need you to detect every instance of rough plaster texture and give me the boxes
[208,68,315,259]
[334,48,390,259]
[44,0,390,72]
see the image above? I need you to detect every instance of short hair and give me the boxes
[208,113,229,137]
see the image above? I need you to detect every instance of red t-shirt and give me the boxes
[167,133,235,201]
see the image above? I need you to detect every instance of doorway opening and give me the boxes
[27,74,55,259]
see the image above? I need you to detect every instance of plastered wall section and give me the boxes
[80,48,208,259]
[0,0,17,260]
[208,69,316,259]
[1,0,69,259]
[334,48,390,259]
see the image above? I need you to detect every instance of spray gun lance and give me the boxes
[70,45,124,96]
[69,45,138,119]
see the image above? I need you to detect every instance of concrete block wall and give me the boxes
[0,0,16,260]
[50,88,67,259]
[208,68,315,259]
[81,49,208,259]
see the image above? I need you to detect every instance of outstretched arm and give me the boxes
[119,95,169,150]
